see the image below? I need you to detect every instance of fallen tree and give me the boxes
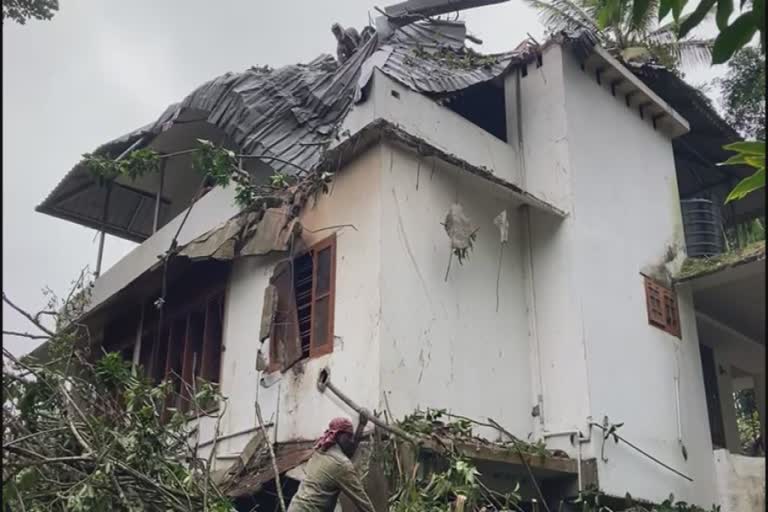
[2,278,235,511]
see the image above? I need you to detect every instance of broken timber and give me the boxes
[418,437,595,481]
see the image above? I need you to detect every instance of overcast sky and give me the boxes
[2,1,725,358]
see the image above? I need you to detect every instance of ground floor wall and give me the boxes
[713,449,765,512]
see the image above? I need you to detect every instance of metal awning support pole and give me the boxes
[94,136,146,278]
[94,183,112,278]
[153,160,166,234]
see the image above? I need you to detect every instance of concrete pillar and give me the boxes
[713,349,741,453]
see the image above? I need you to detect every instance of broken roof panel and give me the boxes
[37,20,538,242]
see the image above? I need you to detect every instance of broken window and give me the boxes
[443,80,507,142]
[269,235,337,371]
[643,276,681,338]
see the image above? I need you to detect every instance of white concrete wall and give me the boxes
[196,146,384,463]
[341,70,524,196]
[547,44,718,505]
[377,142,535,441]
[713,449,766,512]
[90,185,241,311]
[505,46,573,214]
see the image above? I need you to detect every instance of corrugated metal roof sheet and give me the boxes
[38,20,541,241]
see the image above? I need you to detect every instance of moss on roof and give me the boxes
[675,240,766,282]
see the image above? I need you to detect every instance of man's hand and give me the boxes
[358,408,370,429]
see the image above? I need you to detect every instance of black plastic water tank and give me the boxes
[681,198,725,257]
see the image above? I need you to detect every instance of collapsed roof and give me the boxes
[36,20,547,242]
[36,16,754,243]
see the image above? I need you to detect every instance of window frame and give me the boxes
[643,275,681,339]
[308,235,337,358]
[268,234,337,371]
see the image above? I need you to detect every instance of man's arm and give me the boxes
[351,409,369,456]
[336,461,376,512]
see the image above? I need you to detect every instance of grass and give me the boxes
[675,239,766,281]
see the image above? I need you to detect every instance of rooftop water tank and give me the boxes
[681,198,725,258]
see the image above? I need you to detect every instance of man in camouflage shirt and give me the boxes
[287,414,375,512]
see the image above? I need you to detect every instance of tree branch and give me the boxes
[2,292,56,337]
[2,330,50,341]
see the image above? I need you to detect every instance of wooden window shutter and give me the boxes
[260,285,278,342]
[662,289,681,338]
[644,276,681,338]
[310,236,336,357]
[644,277,666,328]
[270,262,302,371]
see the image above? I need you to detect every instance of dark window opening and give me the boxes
[700,343,727,449]
[102,263,228,418]
[294,252,314,358]
[443,81,507,142]
[269,235,336,372]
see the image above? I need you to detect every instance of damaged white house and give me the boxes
[32,0,765,510]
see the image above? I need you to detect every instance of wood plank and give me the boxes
[419,439,579,475]
[200,295,224,384]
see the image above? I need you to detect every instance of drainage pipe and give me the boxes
[542,428,591,492]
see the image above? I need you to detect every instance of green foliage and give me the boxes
[3,331,235,511]
[571,487,721,512]
[525,0,714,71]
[716,46,766,139]
[733,388,764,454]
[719,140,765,202]
[410,45,501,70]
[652,0,765,64]
[80,139,312,211]
[388,455,521,512]
[192,139,238,188]
[82,149,161,184]
[2,0,58,25]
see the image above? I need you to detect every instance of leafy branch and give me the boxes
[2,281,236,511]
[80,140,318,211]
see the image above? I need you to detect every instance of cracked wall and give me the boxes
[377,141,534,442]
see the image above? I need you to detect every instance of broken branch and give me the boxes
[2,292,56,337]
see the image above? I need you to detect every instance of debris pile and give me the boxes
[378,409,567,511]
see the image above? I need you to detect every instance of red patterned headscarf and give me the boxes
[315,417,354,451]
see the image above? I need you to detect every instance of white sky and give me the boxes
[2,1,725,358]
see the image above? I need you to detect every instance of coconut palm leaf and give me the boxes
[628,0,660,34]
[524,0,602,35]
[670,38,716,66]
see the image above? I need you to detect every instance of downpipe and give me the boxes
[542,423,593,493]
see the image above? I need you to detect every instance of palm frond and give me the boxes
[524,0,602,35]
[673,38,715,67]
[628,0,660,35]
[645,38,714,69]
[649,8,715,39]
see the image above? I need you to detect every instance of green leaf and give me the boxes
[723,141,766,154]
[718,153,750,166]
[717,0,734,30]
[712,12,759,64]
[755,0,765,32]
[660,0,675,20]
[725,168,766,202]
[633,0,652,27]
[673,0,689,20]
[745,155,766,169]
[680,0,718,37]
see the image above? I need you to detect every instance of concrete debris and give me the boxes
[444,203,477,250]
[493,209,509,244]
